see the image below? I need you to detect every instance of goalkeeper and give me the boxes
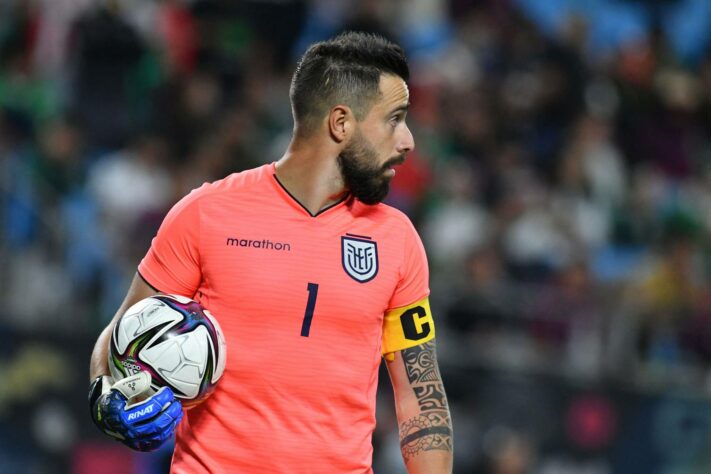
[89,31,453,473]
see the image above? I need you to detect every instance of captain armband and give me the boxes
[382,296,435,361]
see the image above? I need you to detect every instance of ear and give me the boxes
[328,105,354,143]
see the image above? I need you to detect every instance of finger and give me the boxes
[124,386,176,417]
[112,372,152,399]
[165,399,183,421]
[149,386,178,408]
[153,412,182,442]
[131,404,183,440]
[131,421,178,451]
[154,401,183,430]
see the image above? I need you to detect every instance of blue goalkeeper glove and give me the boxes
[89,372,183,452]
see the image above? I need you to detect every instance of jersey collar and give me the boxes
[269,162,352,218]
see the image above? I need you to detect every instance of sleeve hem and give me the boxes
[136,269,162,293]
[137,257,196,297]
[386,290,431,313]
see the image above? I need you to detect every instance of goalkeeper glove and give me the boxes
[89,371,183,452]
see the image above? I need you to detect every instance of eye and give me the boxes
[389,113,405,127]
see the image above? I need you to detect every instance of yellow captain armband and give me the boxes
[382,296,435,361]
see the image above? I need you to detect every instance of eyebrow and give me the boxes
[389,103,410,115]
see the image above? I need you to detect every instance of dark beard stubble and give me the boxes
[337,133,403,205]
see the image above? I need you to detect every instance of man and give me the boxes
[89,31,453,473]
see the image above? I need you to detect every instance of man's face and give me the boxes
[338,74,414,205]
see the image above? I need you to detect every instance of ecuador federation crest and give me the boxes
[341,234,378,283]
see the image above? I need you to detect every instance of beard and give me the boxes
[337,131,404,205]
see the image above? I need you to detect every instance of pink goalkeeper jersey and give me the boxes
[138,162,435,473]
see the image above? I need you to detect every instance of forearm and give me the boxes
[89,325,113,380]
[389,341,453,473]
[398,407,453,473]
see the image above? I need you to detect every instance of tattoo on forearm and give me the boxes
[402,341,448,411]
[399,341,453,459]
[399,411,453,461]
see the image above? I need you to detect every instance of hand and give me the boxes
[89,372,183,451]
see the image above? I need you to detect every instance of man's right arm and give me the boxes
[89,272,160,380]
[87,272,183,452]
[90,186,201,449]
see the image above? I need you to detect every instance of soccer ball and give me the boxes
[109,294,226,408]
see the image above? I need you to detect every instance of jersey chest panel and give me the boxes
[197,199,402,389]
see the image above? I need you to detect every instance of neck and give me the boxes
[274,136,347,215]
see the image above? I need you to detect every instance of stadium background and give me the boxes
[2,0,711,472]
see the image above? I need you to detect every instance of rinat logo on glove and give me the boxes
[127,404,155,421]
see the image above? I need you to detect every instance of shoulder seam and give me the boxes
[376,203,414,226]
[184,169,268,206]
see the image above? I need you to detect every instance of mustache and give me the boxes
[382,154,406,170]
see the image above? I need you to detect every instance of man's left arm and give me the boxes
[386,339,453,473]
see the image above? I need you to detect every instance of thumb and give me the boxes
[112,371,152,399]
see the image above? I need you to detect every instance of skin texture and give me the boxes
[89,73,452,472]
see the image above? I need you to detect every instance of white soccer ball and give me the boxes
[109,294,226,407]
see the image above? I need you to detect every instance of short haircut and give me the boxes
[289,31,409,135]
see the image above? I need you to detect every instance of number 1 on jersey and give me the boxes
[301,283,319,337]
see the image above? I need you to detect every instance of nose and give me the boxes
[396,124,415,154]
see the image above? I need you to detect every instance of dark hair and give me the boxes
[289,31,409,135]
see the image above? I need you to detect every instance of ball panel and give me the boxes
[140,339,182,373]
[114,299,182,354]
[171,364,202,397]
[178,326,209,364]
[120,297,155,321]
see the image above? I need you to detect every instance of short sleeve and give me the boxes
[138,189,203,296]
[381,218,434,358]
[388,219,430,309]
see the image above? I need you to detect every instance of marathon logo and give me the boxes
[226,237,291,251]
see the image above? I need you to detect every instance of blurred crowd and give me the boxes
[2,0,711,473]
